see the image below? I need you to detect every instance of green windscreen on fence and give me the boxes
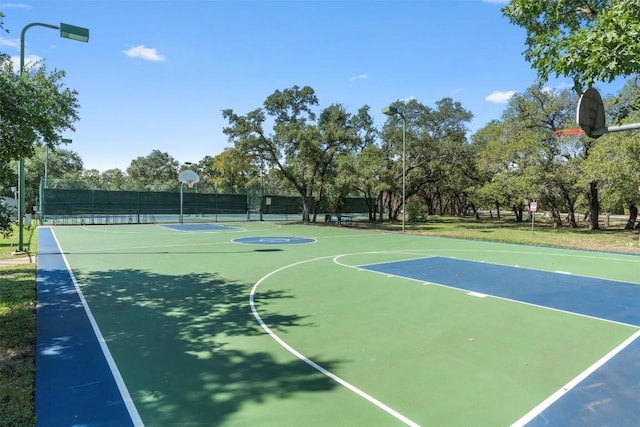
[262,195,303,214]
[45,189,248,216]
[43,188,371,224]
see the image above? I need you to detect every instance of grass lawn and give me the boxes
[362,214,640,255]
[0,224,37,259]
[0,216,638,426]
[0,224,36,426]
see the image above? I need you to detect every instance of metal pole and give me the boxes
[180,183,184,224]
[260,161,264,221]
[17,23,59,251]
[17,22,88,248]
[592,122,640,137]
[382,105,407,232]
[42,145,48,220]
[401,116,406,232]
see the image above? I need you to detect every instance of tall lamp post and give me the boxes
[382,105,407,232]
[260,160,264,221]
[17,22,89,252]
[40,138,72,221]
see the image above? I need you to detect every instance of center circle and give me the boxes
[232,236,316,245]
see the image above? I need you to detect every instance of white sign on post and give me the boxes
[530,201,537,234]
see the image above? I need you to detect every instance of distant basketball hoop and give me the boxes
[179,169,200,187]
[178,169,200,224]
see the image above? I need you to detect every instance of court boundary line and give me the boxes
[341,253,640,328]
[341,252,640,425]
[511,329,640,426]
[249,253,421,427]
[50,231,144,426]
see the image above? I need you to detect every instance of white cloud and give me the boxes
[122,45,165,62]
[0,36,19,50]
[542,81,573,93]
[485,90,515,103]
[10,54,42,72]
[349,73,368,81]
[0,3,32,10]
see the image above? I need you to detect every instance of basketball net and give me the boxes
[186,180,194,188]
[553,128,584,137]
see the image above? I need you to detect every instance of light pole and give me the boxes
[382,105,407,232]
[17,22,89,252]
[40,138,71,221]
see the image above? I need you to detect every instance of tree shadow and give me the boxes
[48,267,340,425]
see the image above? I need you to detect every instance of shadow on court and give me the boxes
[39,265,340,426]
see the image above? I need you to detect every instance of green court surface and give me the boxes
[45,222,640,426]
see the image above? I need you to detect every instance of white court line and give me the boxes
[249,254,421,427]
[344,253,640,329]
[511,329,640,426]
[332,251,640,425]
[50,230,144,426]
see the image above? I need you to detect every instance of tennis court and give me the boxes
[35,222,640,426]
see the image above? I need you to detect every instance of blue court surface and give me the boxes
[232,236,317,245]
[36,228,141,426]
[360,256,640,426]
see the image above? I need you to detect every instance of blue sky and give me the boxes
[0,0,624,172]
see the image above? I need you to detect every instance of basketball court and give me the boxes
[35,222,640,426]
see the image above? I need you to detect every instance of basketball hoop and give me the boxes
[178,169,200,187]
[577,87,606,138]
[178,169,200,225]
[553,128,584,137]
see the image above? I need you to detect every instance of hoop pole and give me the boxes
[591,122,640,137]
[180,183,184,224]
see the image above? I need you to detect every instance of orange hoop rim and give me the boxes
[553,128,584,136]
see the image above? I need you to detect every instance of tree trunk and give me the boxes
[513,205,523,222]
[558,183,578,228]
[588,181,599,230]
[626,204,637,230]
[494,201,501,221]
[565,210,577,228]
[550,207,562,228]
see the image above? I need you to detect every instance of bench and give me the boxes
[325,214,354,226]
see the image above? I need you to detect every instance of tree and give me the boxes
[503,1,640,92]
[210,148,254,193]
[477,85,588,226]
[100,168,128,190]
[126,150,179,190]
[1,60,80,173]
[580,123,640,226]
[223,86,368,222]
[335,144,391,221]
[22,145,83,210]
[503,2,640,229]
[380,98,474,220]
[0,55,81,234]
[188,156,215,193]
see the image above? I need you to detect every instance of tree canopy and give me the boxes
[503,0,640,92]
[0,54,81,236]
